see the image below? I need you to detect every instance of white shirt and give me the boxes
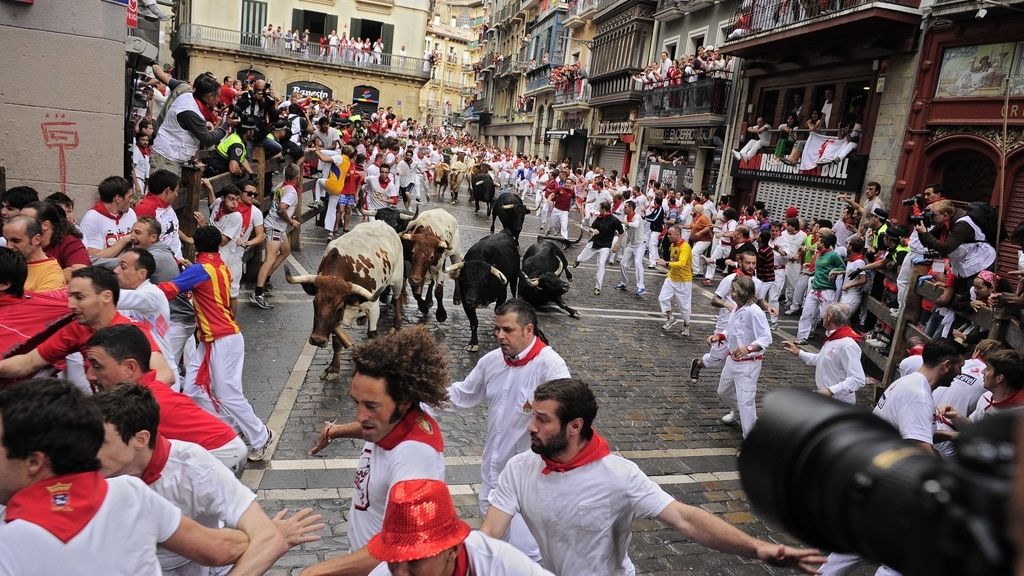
[142,201,183,258]
[714,273,764,332]
[80,207,138,251]
[0,476,181,576]
[899,354,923,378]
[368,531,554,576]
[241,205,264,242]
[396,159,416,188]
[799,334,866,404]
[447,342,570,491]
[933,357,987,456]
[133,146,150,193]
[118,280,176,381]
[153,440,256,571]
[264,184,298,231]
[873,372,934,444]
[489,451,675,576]
[723,304,772,359]
[348,434,445,552]
[213,210,244,267]
[776,230,807,262]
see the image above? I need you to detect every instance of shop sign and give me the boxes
[287,80,332,100]
[597,120,634,135]
[653,127,717,147]
[731,152,867,192]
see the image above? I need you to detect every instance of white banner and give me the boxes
[799,132,856,171]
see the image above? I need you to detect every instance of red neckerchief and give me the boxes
[626,211,636,223]
[139,145,151,157]
[375,408,444,452]
[541,430,611,475]
[4,471,108,543]
[237,202,253,231]
[453,543,472,576]
[825,325,862,342]
[136,194,169,218]
[141,434,172,485]
[379,175,391,187]
[612,199,623,213]
[213,204,236,223]
[90,201,125,224]
[195,96,220,124]
[504,337,547,367]
[988,388,1024,410]
[907,344,924,356]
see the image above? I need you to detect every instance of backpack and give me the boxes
[964,201,1006,247]
[323,155,351,196]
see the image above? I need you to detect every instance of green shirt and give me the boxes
[811,250,845,290]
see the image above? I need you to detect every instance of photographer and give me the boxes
[150,67,238,176]
[232,79,282,157]
[898,186,945,309]
[915,199,997,289]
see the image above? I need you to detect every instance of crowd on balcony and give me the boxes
[550,62,588,91]
[633,46,733,89]
[256,24,420,71]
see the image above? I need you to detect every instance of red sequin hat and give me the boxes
[366,479,471,563]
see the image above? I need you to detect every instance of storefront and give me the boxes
[589,119,634,176]
[731,152,868,222]
[894,16,1024,271]
[640,126,725,192]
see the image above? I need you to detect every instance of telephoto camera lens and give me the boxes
[738,389,1015,576]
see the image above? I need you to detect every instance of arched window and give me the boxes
[933,150,996,203]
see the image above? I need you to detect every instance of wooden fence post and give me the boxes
[176,166,201,262]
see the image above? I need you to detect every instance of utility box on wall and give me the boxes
[0,0,127,214]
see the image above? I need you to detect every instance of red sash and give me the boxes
[375,408,444,453]
[453,542,473,576]
[4,471,108,543]
[141,435,172,485]
[541,430,611,475]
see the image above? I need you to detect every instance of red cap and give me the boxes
[366,479,471,563]
[785,206,799,219]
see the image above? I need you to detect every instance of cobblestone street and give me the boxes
[234,193,877,575]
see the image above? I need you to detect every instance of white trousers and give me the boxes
[658,279,692,321]
[646,232,661,266]
[577,243,610,288]
[818,552,900,576]
[783,261,802,305]
[209,436,249,473]
[620,244,646,291]
[896,253,914,309]
[797,288,836,339]
[185,333,270,448]
[758,274,783,324]
[707,242,730,280]
[478,484,541,562]
[548,208,569,239]
[166,320,197,390]
[791,272,811,312]
[691,240,711,277]
[839,289,863,319]
[717,356,763,438]
[739,139,762,160]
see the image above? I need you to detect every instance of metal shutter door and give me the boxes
[754,181,845,224]
[997,170,1024,274]
[596,145,626,176]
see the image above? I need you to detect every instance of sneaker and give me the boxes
[889,308,900,318]
[793,338,808,345]
[731,150,742,161]
[249,293,273,310]
[784,307,800,315]
[769,321,779,332]
[701,278,713,286]
[635,288,646,297]
[264,281,275,292]
[138,2,172,20]
[689,358,702,382]
[662,317,680,330]
[865,338,886,348]
[593,288,601,296]
[615,282,627,291]
[680,325,690,337]
[647,264,657,269]
[721,411,736,424]
[248,429,273,462]
[572,260,580,269]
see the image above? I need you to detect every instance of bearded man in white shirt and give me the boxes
[446,299,569,561]
[481,378,825,576]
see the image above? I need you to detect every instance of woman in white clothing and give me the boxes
[713,275,772,438]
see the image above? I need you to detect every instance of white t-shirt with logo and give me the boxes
[153,439,257,572]
[873,371,934,444]
[80,207,138,251]
[348,438,445,552]
[0,475,181,576]
[264,184,298,233]
[489,452,675,576]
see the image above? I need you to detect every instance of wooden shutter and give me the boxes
[291,9,304,33]
[381,23,394,54]
[350,18,362,41]
[325,14,337,37]
[996,170,1024,274]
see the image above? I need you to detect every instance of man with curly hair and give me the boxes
[303,325,450,576]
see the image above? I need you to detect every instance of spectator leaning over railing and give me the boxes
[915,199,998,291]
[232,79,282,157]
[732,117,772,162]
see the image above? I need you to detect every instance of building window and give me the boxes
[241,0,267,47]
[350,18,394,52]
[664,42,677,60]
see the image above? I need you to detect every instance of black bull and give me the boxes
[356,205,418,232]
[519,239,579,318]
[489,192,534,240]
[445,229,520,352]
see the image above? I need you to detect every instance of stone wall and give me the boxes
[0,1,126,214]
[864,51,920,206]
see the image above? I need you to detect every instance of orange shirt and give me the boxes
[159,253,239,342]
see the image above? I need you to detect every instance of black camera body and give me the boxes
[739,389,1014,576]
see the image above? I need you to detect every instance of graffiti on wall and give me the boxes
[40,113,79,194]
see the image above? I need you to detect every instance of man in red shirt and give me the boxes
[545,169,576,239]
[84,323,249,472]
[0,266,175,386]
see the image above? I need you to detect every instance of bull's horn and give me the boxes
[501,204,515,210]
[444,262,465,275]
[555,260,563,275]
[399,211,416,221]
[436,241,449,251]
[489,266,508,285]
[526,276,540,287]
[401,233,414,240]
[361,209,378,217]
[349,283,375,301]
[285,266,317,285]
[524,205,535,213]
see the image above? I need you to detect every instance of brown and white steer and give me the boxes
[401,208,463,323]
[286,220,405,380]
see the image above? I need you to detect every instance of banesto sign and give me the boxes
[286,81,332,100]
[731,152,867,192]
